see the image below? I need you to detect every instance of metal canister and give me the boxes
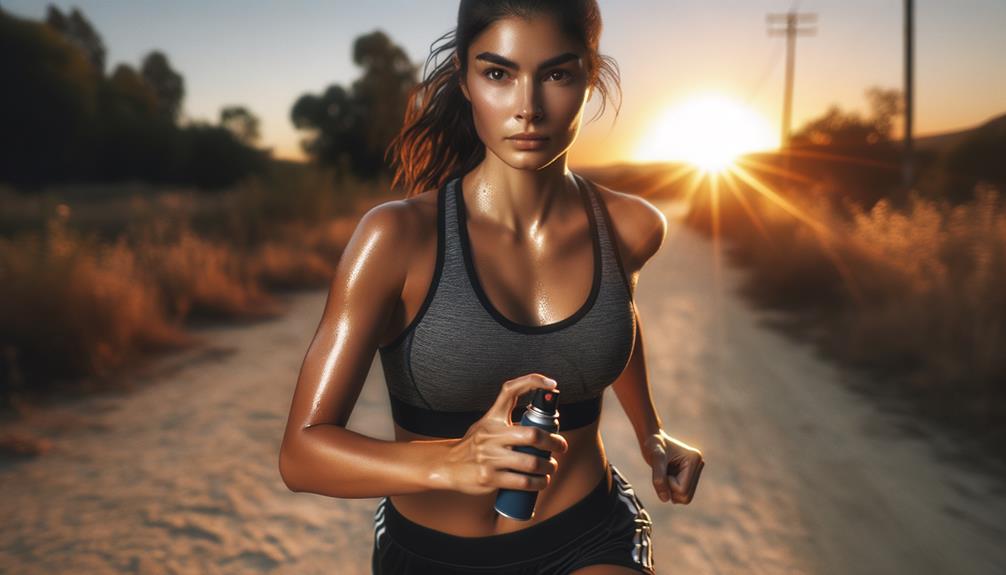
[494,388,560,521]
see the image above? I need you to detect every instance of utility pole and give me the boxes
[902,0,915,196]
[767,11,817,173]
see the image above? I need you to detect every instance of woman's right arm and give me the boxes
[277,200,567,499]
[278,200,442,497]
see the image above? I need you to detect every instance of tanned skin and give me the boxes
[280,13,704,574]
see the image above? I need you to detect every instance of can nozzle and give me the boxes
[530,387,559,415]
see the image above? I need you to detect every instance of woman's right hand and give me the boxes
[437,374,569,496]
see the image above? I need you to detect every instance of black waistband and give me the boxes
[381,464,615,567]
[390,394,602,438]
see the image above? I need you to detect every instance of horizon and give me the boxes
[4,0,1005,166]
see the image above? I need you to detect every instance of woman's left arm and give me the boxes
[612,310,705,505]
[611,310,663,449]
[607,190,705,504]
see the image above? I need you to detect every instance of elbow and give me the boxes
[278,444,304,493]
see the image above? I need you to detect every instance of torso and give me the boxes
[378,173,658,536]
[391,420,608,536]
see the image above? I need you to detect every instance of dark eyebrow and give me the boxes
[474,51,580,70]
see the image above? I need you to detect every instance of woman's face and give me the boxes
[460,14,592,171]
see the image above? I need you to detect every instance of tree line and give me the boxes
[778,86,1004,208]
[0,6,266,190]
[0,5,419,191]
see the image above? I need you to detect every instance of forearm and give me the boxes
[279,424,457,498]
[612,313,664,449]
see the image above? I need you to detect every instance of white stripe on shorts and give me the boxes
[373,497,389,549]
[611,465,654,570]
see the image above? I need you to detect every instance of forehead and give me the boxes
[468,15,583,64]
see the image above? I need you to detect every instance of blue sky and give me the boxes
[6,0,1005,165]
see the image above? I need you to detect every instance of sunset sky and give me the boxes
[7,0,1005,166]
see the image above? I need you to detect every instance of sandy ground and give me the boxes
[2,200,1006,574]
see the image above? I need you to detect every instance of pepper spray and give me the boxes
[494,387,560,521]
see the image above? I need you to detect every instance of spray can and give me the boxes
[494,388,560,521]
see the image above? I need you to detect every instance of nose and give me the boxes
[515,78,543,122]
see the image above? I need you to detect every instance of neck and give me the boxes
[460,154,578,236]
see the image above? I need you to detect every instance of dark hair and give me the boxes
[387,0,621,198]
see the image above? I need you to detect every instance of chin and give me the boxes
[499,148,566,171]
[482,134,574,170]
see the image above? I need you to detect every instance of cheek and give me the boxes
[545,88,587,122]
[469,85,515,128]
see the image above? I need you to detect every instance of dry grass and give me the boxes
[683,179,1006,456]
[0,168,393,405]
[0,217,191,391]
[842,186,1006,396]
[126,218,282,321]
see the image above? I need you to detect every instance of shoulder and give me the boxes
[589,179,667,273]
[354,187,438,251]
[336,187,439,290]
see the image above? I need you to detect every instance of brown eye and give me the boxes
[485,68,507,81]
[547,70,570,82]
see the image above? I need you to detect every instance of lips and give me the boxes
[508,133,549,141]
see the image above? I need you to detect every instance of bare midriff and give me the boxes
[390,419,610,537]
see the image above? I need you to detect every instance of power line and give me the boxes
[742,38,785,108]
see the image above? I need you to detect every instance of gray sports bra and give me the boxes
[377,172,637,437]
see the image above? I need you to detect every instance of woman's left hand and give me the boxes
[642,429,704,504]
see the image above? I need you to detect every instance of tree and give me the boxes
[179,123,267,189]
[350,31,417,168]
[107,64,159,119]
[946,114,1006,202]
[291,84,356,170]
[44,5,105,75]
[291,30,417,178]
[865,87,902,143]
[141,50,185,124]
[220,105,261,146]
[96,64,164,181]
[791,87,903,148]
[787,86,903,209]
[1,7,262,189]
[1,9,99,186]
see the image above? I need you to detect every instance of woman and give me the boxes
[279,1,705,573]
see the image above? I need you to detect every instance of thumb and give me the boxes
[488,374,557,423]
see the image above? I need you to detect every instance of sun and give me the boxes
[633,93,777,172]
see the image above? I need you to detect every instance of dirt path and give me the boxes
[2,201,1005,574]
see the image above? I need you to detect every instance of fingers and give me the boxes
[497,446,555,490]
[472,447,555,493]
[454,373,569,496]
[496,469,551,491]
[685,459,705,501]
[503,451,557,476]
[508,424,568,454]
[487,374,557,424]
[651,448,672,502]
[648,432,705,505]
[669,456,704,504]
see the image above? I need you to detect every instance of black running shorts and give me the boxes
[371,463,656,574]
